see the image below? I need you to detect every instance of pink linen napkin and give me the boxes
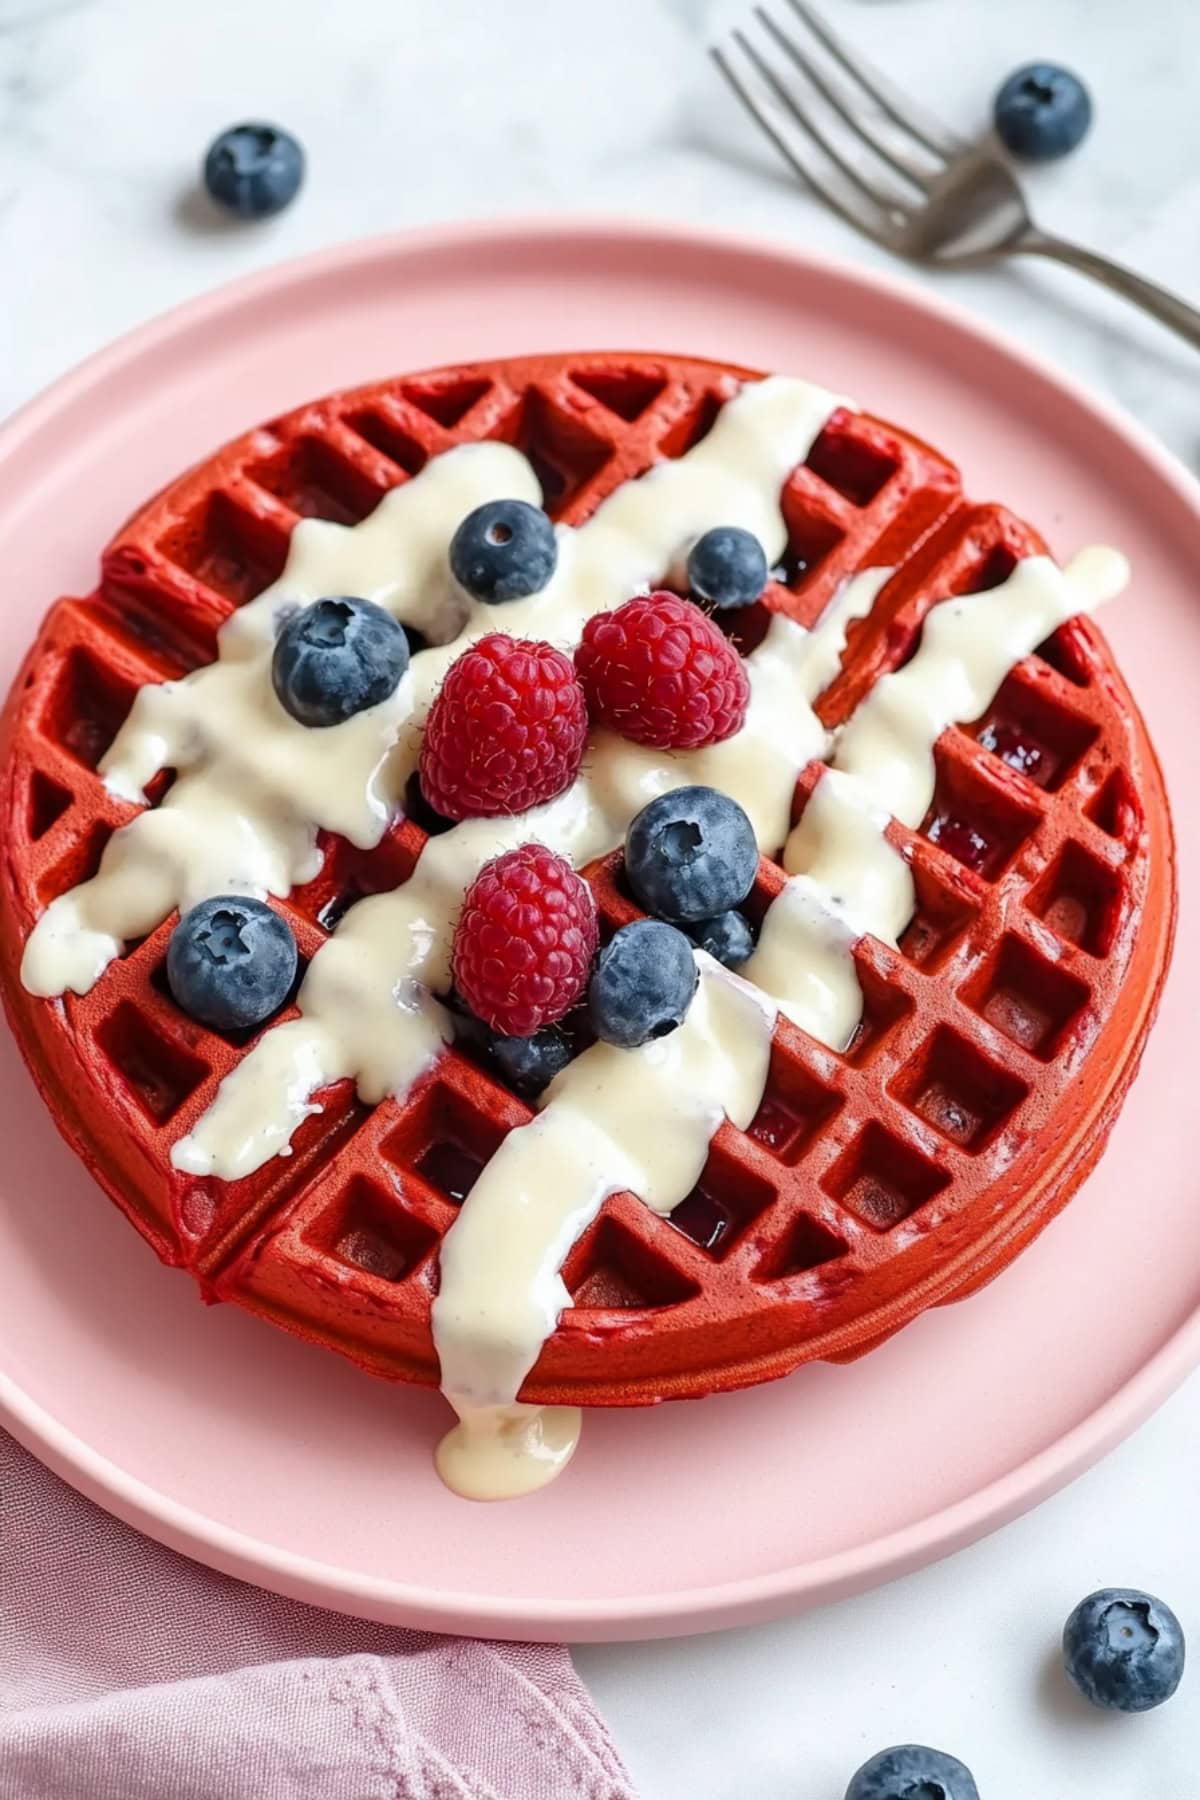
[0,1429,636,1800]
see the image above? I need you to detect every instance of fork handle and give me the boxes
[1014,228,1200,351]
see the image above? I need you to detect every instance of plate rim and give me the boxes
[3,213,1199,1641]
[5,1321,1197,1641]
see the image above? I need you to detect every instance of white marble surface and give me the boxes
[3,0,1199,1794]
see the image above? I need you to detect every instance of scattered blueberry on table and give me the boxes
[687,525,769,611]
[1063,1587,1186,1712]
[167,896,298,1032]
[844,1743,979,1800]
[589,920,698,1048]
[993,64,1092,161]
[203,122,306,218]
[449,498,559,604]
[272,596,410,727]
[625,786,759,924]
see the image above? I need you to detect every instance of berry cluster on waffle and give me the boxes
[0,352,1174,1500]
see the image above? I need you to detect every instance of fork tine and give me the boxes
[711,42,893,243]
[755,7,934,191]
[730,27,913,219]
[783,0,966,160]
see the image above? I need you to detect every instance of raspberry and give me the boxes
[575,592,750,749]
[420,634,588,822]
[452,845,598,1036]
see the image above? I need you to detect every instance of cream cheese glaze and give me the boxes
[744,547,1130,1049]
[18,366,1130,1501]
[433,952,776,1497]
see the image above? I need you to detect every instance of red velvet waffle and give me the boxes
[0,352,1174,1408]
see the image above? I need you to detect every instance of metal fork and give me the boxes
[713,0,1200,351]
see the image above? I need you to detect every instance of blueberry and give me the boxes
[492,1028,573,1096]
[689,909,755,969]
[449,499,558,604]
[994,64,1092,162]
[203,122,305,219]
[687,526,769,611]
[444,989,491,1050]
[589,921,698,1048]
[272,597,409,728]
[167,896,297,1032]
[625,787,759,924]
[845,1744,979,1800]
[1063,1588,1185,1712]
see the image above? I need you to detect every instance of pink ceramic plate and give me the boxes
[1,220,1197,1642]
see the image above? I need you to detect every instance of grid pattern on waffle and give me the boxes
[0,353,1163,1404]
